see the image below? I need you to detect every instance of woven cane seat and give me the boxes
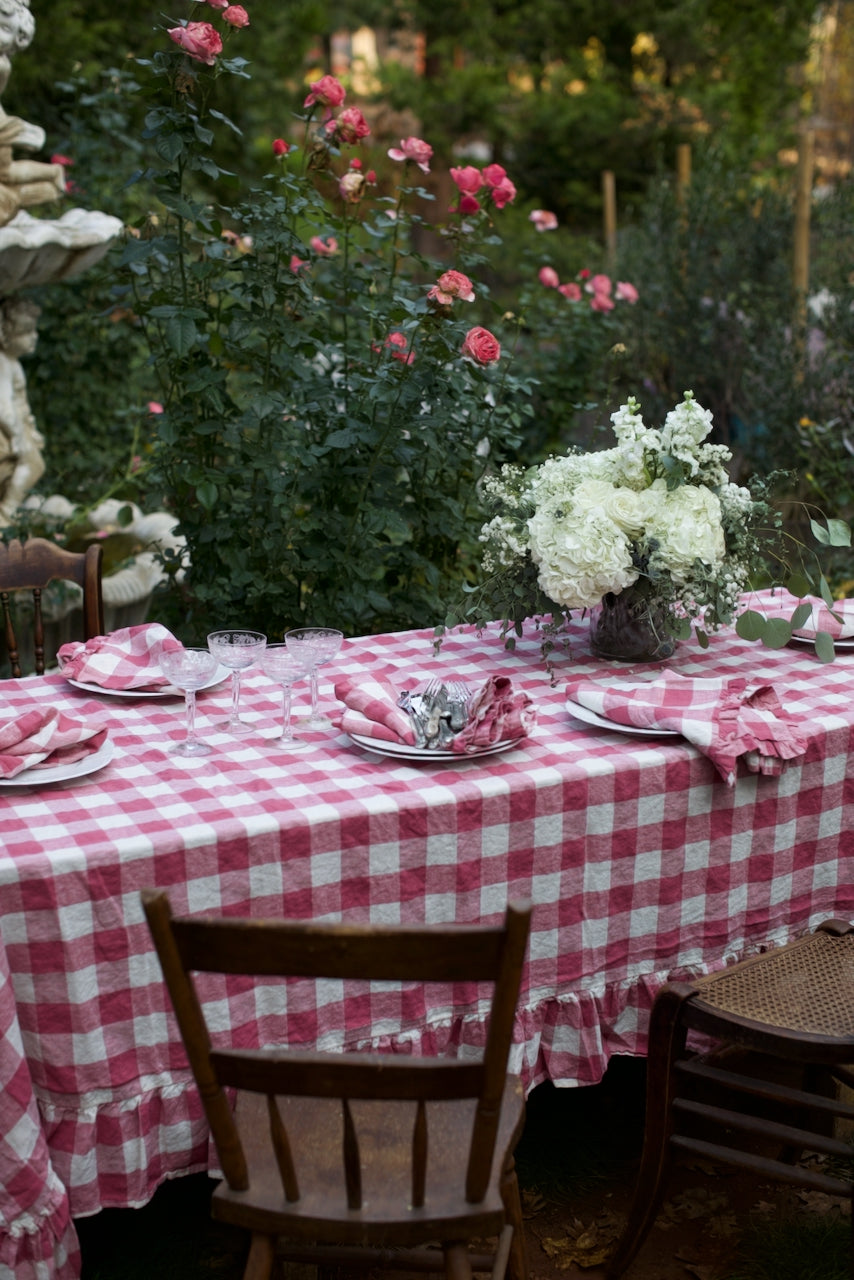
[691,930,854,1037]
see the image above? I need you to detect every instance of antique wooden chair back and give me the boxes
[0,537,104,676]
[606,918,854,1277]
[142,890,532,1280]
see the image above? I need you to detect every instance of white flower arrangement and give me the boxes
[446,391,849,659]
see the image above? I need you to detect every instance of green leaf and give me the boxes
[209,107,242,135]
[819,575,835,608]
[117,504,134,527]
[814,631,836,663]
[165,314,197,355]
[827,518,851,547]
[196,482,219,510]
[809,517,830,545]
[790,603,813,629]
[762,617,793,649]
[785,572,811,598]
[735,610,766,641]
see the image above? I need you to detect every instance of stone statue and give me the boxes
[0,294,43,522]
[0,0,65,227]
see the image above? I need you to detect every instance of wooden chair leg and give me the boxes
[242,1231,276,1280]
[499,1154,528,1280]
[443,1241,473,1280]
[605,988,692,1279]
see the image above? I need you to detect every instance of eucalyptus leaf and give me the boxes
[814,631,836,663]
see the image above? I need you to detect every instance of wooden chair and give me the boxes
[0,537,104,676]
[142,890,532,1280]
[606,918,854,1278]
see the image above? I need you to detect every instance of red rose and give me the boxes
[272,138,289,157]
[461,326,501,365]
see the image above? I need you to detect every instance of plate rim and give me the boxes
[788,632,854,649]
[566,698,681,737]
[347,731,524,761]
[0,736,115,787]
[64,665,230,698]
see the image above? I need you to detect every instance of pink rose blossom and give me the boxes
[558,282,582,301]
[538,266,559,289]
[50,153,73,167]
[327,106,370,144]
[147,401,164,414]
[222,5,249,27]
[453,193,481,215]
[589,293,615,312]
[387,136,433,173]
[338,170,366,202]
[529,209,558,232]
[365,169,376,183]
[205,0,228,8]
[586,273,612,297]
[168,21,223,64]
[303,75,346,109]
[350,157,362,169]
[615,280,639,303]
[481,164,507,187]
[579,268,591,280]
[461,326,501,365]
[489,176,516,209]
[310,235,338,256]
[427,269,476,306]
[373,331,415,364]
[450,165,483,194]
[272,138,289,157]
[290,255,309,273]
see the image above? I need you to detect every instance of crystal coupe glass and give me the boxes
[284,627,343,729]
[159,646,219,756]
[260,644,308,750]
[207,629,267,734]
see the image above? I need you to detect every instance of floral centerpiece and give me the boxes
[445,390,850,662]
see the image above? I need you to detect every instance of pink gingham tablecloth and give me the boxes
[1,611,854,1278]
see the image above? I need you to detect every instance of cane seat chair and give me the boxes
[142,890,532,1280]
[0,537,104,676]
[607,918,854,1277]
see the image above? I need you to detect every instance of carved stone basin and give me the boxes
[0,207,123,293]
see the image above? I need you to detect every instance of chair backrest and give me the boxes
[142,890,531,1210]
[0,537,104,676]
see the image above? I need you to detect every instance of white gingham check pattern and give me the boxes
[2,611,854,1278]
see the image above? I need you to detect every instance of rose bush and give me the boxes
[116,6,535,638]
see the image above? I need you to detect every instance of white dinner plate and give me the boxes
[566,700,681,738]
[787,633,854,650]
[347,732,527,762]
[0,737,115,788]
[65,666,230,699]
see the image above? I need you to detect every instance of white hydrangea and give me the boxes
[570,477,646,535]
[660,391,715,475]
[527,503,637,609]
[642,480,726,583]
[718,482,754,520]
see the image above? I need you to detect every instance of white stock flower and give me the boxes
[660,392,714,474]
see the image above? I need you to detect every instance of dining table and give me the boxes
[1,612,853,1280]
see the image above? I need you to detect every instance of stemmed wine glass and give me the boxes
[207,629,267,734]
[260,644,308,750]
[284,627,343,729]
[159,646,219,757]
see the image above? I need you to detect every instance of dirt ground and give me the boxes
[515,1056,851,1280]
[76,1054,852,1280]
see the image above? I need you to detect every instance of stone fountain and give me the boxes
[0,1,184,650]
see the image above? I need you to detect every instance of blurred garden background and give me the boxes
[5,0,854,640]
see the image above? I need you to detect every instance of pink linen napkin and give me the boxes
[451,676,537,754]
[58,623,184,691]
[0,708,108,779]
[334,673,417,745]
[746,587,854,639]
[566,673,807,786]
